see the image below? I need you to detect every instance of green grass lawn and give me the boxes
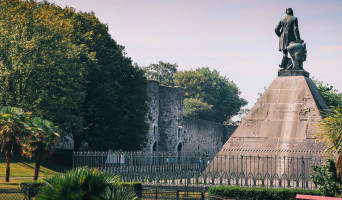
[0,150,72,188]
[0,177,45,189]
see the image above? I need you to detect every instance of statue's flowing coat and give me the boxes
[275,15,301,51]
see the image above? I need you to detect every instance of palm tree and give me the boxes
[315,106,342,177]
[0,106,31,182]
[22,117,60,181]
[36,167,126,200]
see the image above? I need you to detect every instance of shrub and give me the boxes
[36,167,137,200]
[311,158,342,197]
[20,181,47,198]
[208,186,321,200]
[122,182,142,198]
[102,185,138,200]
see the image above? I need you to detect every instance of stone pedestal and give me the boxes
[278,70,309,77]
[216,76,327,156]
[206,75,328,174]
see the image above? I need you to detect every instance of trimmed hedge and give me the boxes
[20,181,47,198]
[208,186,321,200]
[122,182,142,198]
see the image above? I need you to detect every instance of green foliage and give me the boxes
[184,98,213,120]
[0,106,30,152]
[20,181,46,198]
[208,186,321,200]
[121,182,142,198]
[315,107,342,155]
[313,79,342,109]
[0,0,86,140]
[174,67,247,123]
[143,61,178,86]
[101,185,138,200]
[22,117,60,159]
[70,10,148,150]
[22,117,60,180]
[311,158,342,197]
[36,167,136,200]
[0,0,149,151]
[0,106,31,182]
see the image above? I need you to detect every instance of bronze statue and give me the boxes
[287,42,307,70]
[275,8,305,70]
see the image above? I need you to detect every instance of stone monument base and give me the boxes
[278,70,309,77]
[206,75,329,175]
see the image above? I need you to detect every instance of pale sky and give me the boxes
[48,0,342,109]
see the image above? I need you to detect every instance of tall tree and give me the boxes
[143,61,178,86]
[174,67,247,123]
[67,10,148,150]
[0,0,86,141]
[0,0,149,150]
[22,117,59,181]
[0,106,30,182]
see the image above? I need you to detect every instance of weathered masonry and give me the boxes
[144,80,236,155]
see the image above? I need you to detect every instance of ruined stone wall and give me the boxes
[143,80,160,151]
[144,80,235,154]
[182,116,236,155]
[158,86,184,151]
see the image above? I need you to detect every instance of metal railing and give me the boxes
[73,151,325,189]
[0,188,40,200]
[142,188,206,200]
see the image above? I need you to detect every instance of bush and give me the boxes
[122,182,142,198]
[20,181,46,198]
[208,186,321,200]
[311,158,342,197]
[102,185,138,200]
[36,167,137,200]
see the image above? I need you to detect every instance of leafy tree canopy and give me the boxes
[174,67,247,123]
[0,0,148,151]
[0,0,86,137]
[68,8,148,150]
[314,78,342,109]
[184,98,214,120]
[143,61,178,86]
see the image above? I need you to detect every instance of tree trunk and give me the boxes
[5,144,12,182]
[33,156,41,181]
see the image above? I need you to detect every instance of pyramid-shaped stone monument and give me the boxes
[215,72,328,158]
[206,9,328,178]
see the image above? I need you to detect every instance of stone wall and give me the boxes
[144,80,160,152]
[182,116,236,155]
[158,85,184,151]
[144,80,236,155]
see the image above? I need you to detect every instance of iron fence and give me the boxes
[0,189,40,200]
[142,188,205,200]
[73,151,325,189]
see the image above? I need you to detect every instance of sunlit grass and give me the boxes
[0,177,45,189]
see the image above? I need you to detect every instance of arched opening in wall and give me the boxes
[152,142,157,152]
[177,142,182,152]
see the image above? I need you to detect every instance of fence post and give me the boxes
[302,156,305,189]
[176,190,179,200]
[201,191,205,200]
[155,187,158,200]
[72,151,75,169]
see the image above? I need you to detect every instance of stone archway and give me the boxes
[177,142,182,152]
[152,142,157,152]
